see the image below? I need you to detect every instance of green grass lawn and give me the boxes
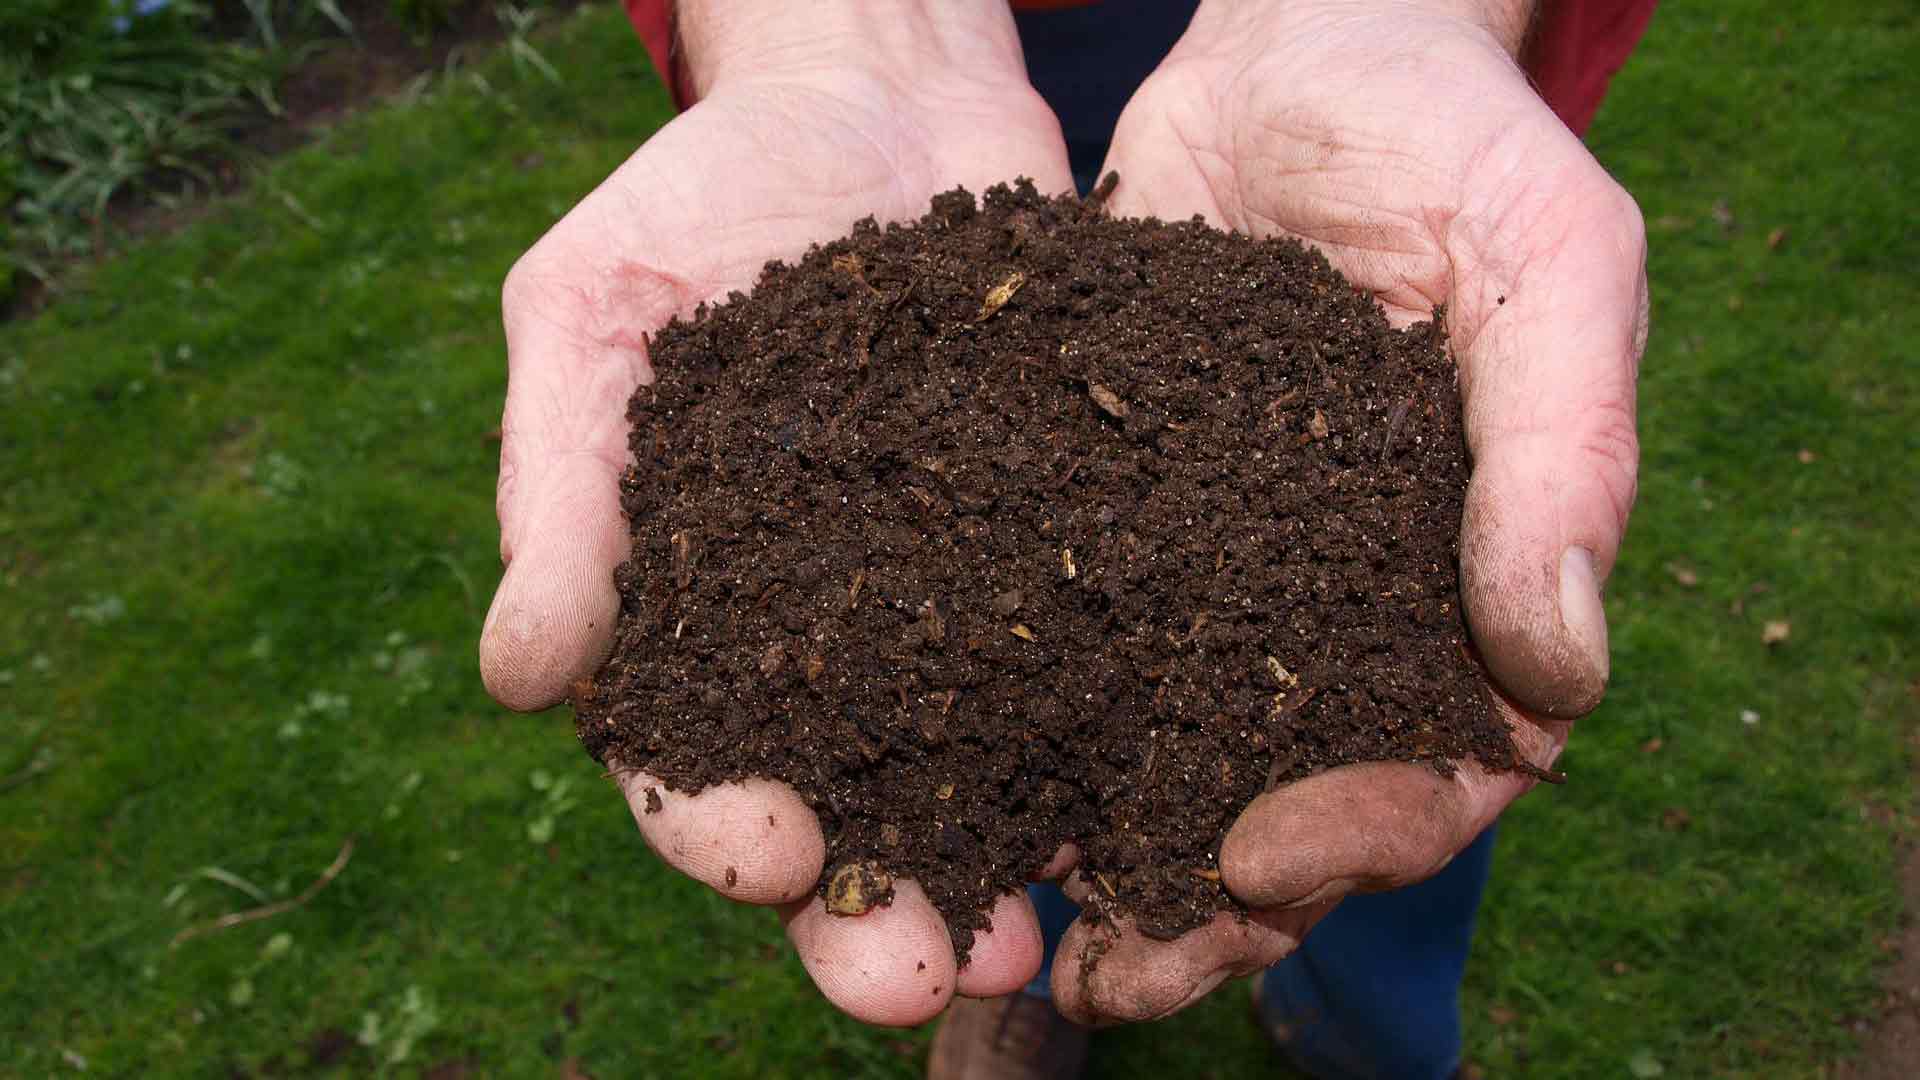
[3,2,1915,1076]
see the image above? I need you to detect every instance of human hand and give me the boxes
[479,0,1075,1026]
[1049,0,1647,1023]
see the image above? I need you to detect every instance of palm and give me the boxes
[1112,11,1622,320]
[493,75,1071,612]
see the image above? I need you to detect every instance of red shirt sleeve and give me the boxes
[1523,0,1660,135]
[622,0,1659,138]
[624,0,689,108]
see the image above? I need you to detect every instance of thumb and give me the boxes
[1453,147,1647,717]
[480,455,631,712]
[479,255,673,711]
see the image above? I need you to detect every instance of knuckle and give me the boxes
[1607,180,1648,262]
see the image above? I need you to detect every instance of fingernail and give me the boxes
[1558,546,1610,686]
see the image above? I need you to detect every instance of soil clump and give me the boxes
[574,178,1519,961]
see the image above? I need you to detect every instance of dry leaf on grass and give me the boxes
[1763,619,1792,645]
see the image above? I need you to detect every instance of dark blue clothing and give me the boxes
[1013,1,1202,194]
[1012,8,1492,1075]
[1024,828,1496,1080]
[1250,828,1497,1079]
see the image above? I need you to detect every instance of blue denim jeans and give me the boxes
[1023,828,1496,1080]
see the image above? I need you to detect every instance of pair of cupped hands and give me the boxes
[480,0,1645,1028]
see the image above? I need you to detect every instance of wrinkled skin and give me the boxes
[481,0,1644,1030]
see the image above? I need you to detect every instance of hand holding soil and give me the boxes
[481,4,1076,1025]
[1053,1,1647,1024]
[481,0,1647,1031]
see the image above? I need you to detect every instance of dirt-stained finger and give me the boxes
[1221,697,1571,910]
[1048,904,1329,1025]
[955,890,1044,998]
[614,766,824,906]
[781,879,957,1027]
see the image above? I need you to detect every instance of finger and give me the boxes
[1049,904,1330,1026]
[479,449,631,711]
[782,879,957,1027]
[1221,700,1570,909]
[479,250,690,710]
[613,766,824,905]
[955,890,1044,998]
[1452,134,1647,718]
[1035,843,1080,882]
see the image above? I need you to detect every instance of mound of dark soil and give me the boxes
[574,178,1518,961]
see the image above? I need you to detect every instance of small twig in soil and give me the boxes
[170,838,355,949]
[1087,383,1129,419]
[830,252,875,291]
[670,530,695,590]
[1380,397,1414,463]
[1088,171,1120,208]
[1052,459,1082,491]
[811,762,844,822]
[1263,752,1297,793]
[1515,761,1569,785]
[1268,685,1321,720]
[1305,409,1331,441]
[855,280,917,369]
[972,271,1027,324]
[1263,687,1324,791]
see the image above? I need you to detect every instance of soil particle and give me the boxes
[576,178,1518,962]
[825,861,895,917]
